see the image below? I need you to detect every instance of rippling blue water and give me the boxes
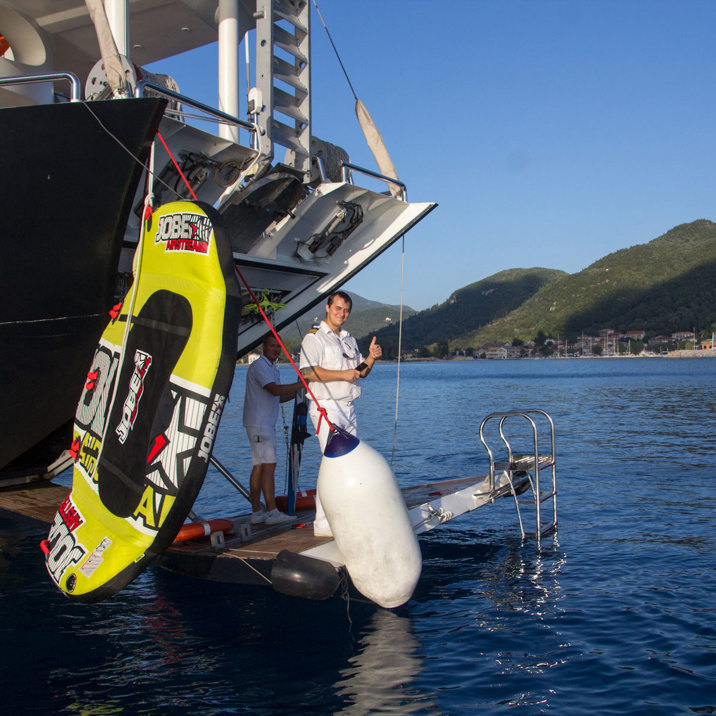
[1,358,714,714]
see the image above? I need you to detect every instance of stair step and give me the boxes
[273,0,308,33]
[272,122,309,155]
[274,26,308,63]
[273,87,308,121]
[273,56,308,92]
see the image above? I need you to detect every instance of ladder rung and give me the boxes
[272,123,309,155]
[512,455,554,471]
[273,88,308,121]
[274,27,308,63]
[273,6,308,35]
[524,521,556,537]
[273,56,308,91]
[517,491,555,505]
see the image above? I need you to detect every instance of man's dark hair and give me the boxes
[327,291,352,310]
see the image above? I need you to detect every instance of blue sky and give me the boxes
[151,0,716,310]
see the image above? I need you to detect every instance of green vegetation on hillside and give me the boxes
[270,219,716,360]
[455,219,716,348]
[361,268,565,357]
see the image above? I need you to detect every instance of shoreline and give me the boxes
[397,349,716,362]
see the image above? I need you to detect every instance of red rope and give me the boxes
[156,132,198,201]
[234,267,334,433]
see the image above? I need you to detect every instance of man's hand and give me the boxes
[368,336,382,360]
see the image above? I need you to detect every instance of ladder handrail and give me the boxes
[481,408,555,463]
[134,80,256,131]
[479,408,557,547]
[341,161,407,201]
[0,71,82,101]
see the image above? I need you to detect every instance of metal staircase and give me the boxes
[479,409,557,547]
[254,0,311,175]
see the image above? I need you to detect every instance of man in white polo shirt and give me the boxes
[243,333,302,525]
[299,291,382,534]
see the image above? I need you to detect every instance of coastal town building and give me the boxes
[480,343,508,359]
[465,325,716,358]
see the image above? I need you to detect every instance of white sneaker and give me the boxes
[250,507,266,524]
[265,508,293,525]
[313,520,333,537]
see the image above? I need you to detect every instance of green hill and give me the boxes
[274,219,716,358]
[361,268,566,357]
[455,219,716,347]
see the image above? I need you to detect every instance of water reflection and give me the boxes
[335,609,440,714]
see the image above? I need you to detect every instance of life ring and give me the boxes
[275,489,316,513]
[173,518,234,543]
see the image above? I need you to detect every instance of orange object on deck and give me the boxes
[173,518,233,542]
[275,489,316,513]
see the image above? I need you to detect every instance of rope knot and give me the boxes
[316,406,334,436]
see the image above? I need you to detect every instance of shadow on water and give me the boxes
[2,516,564,715]
[2,519,447,714]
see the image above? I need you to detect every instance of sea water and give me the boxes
[1,358,714,714]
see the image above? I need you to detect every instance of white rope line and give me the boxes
[80,100,186,202]
[0,313,102,326]
[238,556,273,584]
[96,142,154,451]
[390,235,406,467]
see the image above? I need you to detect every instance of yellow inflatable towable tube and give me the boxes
[43,201,241,602]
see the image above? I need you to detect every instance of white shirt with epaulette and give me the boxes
[299,320,363,402]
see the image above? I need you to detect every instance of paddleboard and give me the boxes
[43,200,241,602]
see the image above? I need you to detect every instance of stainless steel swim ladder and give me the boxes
[479,409,557,548]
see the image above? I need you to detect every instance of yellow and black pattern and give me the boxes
[44,201,241,602]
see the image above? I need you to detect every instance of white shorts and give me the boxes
[246,427,277,466]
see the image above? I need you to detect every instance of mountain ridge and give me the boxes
[455,219,716,348]
[278,219,716,356]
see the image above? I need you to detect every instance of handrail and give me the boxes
[134,80,255,132]
[0,72,82,101]
[340,161,407,200]
[479,408,557,546]
[479,408,555,485]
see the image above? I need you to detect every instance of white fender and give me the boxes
[317,428,422,608]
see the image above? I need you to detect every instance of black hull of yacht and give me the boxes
[0,97,166,480]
